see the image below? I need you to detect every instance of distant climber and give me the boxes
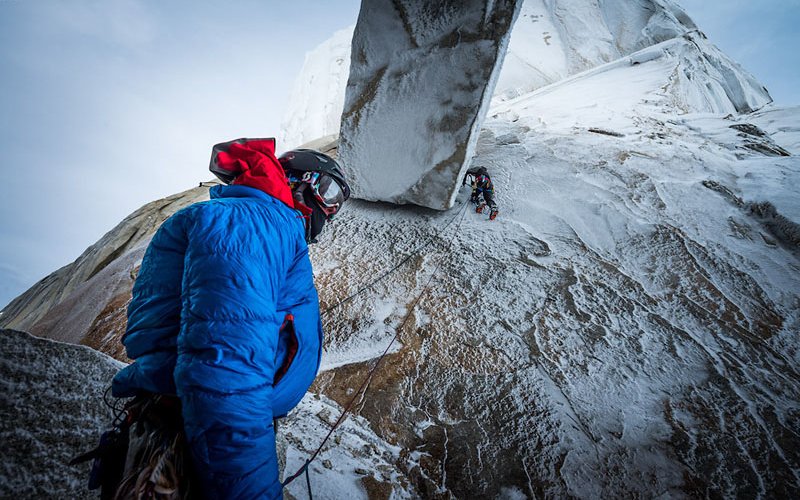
[463,166,499,220]
[78,138,350,499]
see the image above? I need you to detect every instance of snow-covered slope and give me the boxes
[0,185,210,353]
[301,57,799,494]
[493,0,697,100]
[278,27,354,152]
[3,2,798,497]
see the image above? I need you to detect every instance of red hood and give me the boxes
[210,138,309,213]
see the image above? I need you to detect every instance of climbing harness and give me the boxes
[282,199,470,495]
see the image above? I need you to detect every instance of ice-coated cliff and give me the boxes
[278,26,355,151]
[337,0,523,210]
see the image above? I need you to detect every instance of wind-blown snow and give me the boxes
[300,31,798,495]
[2,0,797,496]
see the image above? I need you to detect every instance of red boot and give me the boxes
[476,203,486,214]
[489,208,499,220]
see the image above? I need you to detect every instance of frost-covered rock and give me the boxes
[0,328,412,499]
[337,0,523,210]
[278,393,415,499]
[0,329,124,498]
[4,2,799,497]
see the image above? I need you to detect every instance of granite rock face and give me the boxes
[338,0,523,210]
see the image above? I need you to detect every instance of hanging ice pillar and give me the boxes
[338,0,523,210]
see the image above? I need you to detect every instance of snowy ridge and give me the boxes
[493,32,771,119]
[493,0,695,101]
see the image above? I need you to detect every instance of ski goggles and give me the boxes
[288,171,347,217]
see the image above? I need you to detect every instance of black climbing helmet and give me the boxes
[278,149,351,216]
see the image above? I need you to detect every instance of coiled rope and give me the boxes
[282,199,469,494]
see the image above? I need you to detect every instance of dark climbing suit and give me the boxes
[471,174,497,211]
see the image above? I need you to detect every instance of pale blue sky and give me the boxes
[0,0,797,309]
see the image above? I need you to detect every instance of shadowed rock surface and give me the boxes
[0,329,123,498]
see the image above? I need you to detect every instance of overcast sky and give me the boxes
[0,0,798,309]
[0,0,361,308]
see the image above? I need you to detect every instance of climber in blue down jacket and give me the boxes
[111,138,350,498]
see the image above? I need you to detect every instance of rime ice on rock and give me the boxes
[338,0,523,210]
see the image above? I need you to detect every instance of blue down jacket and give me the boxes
[112,184,322,499]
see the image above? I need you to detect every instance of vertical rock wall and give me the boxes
[338,0,523,210]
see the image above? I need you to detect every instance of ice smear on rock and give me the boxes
[278,393,414,499]
[2,0,798,497]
